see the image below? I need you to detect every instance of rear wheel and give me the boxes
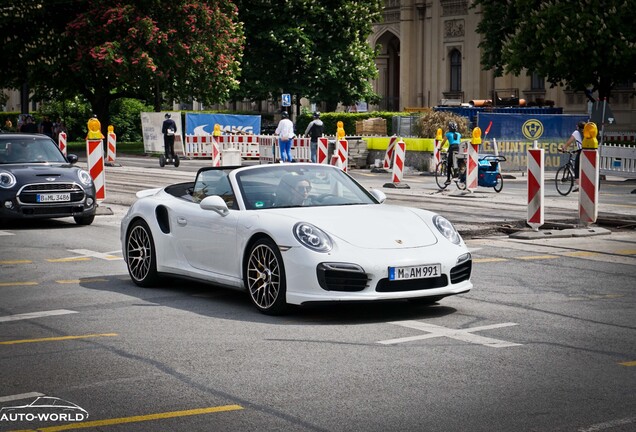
[493,173,503,193]
[126,219,159,287]
[434,161,449,190]
[245,238,288,315]
[555,166,574,196]
[173,154,180,167]
[159,155,166,167]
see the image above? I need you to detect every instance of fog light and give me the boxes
[4,200,14,209]
[86,197,94,206]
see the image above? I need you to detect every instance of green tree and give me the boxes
[473,0,636,99]
[1,0,244,134]
[234,0,382,112]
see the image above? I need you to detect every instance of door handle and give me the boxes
[177,217,187,226]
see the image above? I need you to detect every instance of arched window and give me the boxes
[450,49,462,92]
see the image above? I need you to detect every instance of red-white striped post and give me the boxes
[383,140,410,189]
[527,141,544,231]
[106,130,117,165]
[335,139,348,172]
[58,131,67,156]
[317,137,329,164]
[86,139,105,200]
[211,136,221,167]
[382,135,397,170]
[466,127,481,191]
[579,122,600,225]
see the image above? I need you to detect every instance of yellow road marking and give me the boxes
[46,257,91,263]
[0,333,117,345]
[0,281,38,287]
[563,251,599,258]
[616,249,636,255]
[11,405,244,431]
[516,255,559,260]
[619,360,636,367]
[56,278,108,284]
[473,258,508,263]
[0,260,32,265]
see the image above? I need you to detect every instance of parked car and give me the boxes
[0,134,96,225]
[121,163,472,314]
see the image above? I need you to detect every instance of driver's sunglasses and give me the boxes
[295,185,311,192]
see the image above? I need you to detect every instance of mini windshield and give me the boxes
[0,137,67,164]
[235,165,378,209]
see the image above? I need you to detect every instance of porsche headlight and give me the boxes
[0,171,17,189]
[433,215,461,245]
[77,169,93,186]
[293,222,333,253]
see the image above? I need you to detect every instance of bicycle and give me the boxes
[555,148,580,196]
[435,151,466,190]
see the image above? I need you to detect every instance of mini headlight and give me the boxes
[0,171,17,189]
[293,222,333,253]
[77,169,93,186]
[433,215,461,245]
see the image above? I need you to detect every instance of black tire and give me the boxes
[173,154,180,167]
[159,155,166,167]
[434,161,449,190]
[456,178,467,190]
[126,219,159,287]
[73,214,95,225]
[555,165,574,196]
[493,173,503,193]
[245,238,288,315]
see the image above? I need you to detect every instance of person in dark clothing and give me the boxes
[440,121,462,185]
[19,116,38,133]
[304,111,324,163]
[161,113,177,160]
[40,116,54,138]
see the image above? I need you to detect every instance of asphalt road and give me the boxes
[1,157,635,432]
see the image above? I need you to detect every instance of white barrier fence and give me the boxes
[600,144,636,179]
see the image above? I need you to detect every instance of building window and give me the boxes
[441,0,468,16]
[531,72,545,90]
[450,49,462,92]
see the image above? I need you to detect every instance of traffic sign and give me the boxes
[282,93,291,107]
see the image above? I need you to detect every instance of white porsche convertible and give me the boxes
[121,163,472,314]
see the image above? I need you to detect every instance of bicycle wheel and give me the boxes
[435,161,449,190]
[493,173,503,193]
[555,165,574,196]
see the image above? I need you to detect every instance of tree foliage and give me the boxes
[474,0,636,99]
[234,0,383,111]
[1,0,244,132]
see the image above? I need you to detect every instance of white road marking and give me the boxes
[0,309,78,323]
[0,392,45,403]
[379,321,522,348]
[578,416,636,432]
[67,249,122,260]
[0,231,14,236]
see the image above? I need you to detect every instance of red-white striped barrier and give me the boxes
[334,139,348,172]
[258,136,278,164]
[86,139,105,200]
[466,142,479,190]
[527,143,544,231]
[58,132,67,156]
[579,149,599,224]
[392,140,406,184]
[185,135,213,158]
[106,132,117,165]
[317,137,329,164]
[292,137,311,162]
[382,135,397,170]
[211,137,221,167]
[433,138,441,168]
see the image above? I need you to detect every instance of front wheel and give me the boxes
[434,161,449,190]
[173,154,180,167]
[493,173,503,193]
[245,238,288,315]
[159,155,166,167]
[555,166,574,196]
[73,214,95,225]
[126,219,159,287]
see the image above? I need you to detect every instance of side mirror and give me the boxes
[370,189,386,204]
[200,195,229,216]
[67,154,78,164]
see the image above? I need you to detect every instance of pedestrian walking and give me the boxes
[304,111,324,163]
[275,111,295,162]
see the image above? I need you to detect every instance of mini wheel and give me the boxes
[159,155,166,167]
[173,154,180,167]
[493,173,503,193]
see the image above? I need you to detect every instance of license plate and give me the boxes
[389,264,441,281]
[37,193,71,203]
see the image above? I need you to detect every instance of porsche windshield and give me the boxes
[236,165,378,209]
[0,137,67,164]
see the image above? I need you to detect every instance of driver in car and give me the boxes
[275,174,313,207]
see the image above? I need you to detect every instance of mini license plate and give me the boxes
[37,193,71,203]
[389,264,441,281]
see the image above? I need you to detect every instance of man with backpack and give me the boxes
[304,111,324,163]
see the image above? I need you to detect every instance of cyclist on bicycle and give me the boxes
[441,120,462,185]
[560,121,585,192]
